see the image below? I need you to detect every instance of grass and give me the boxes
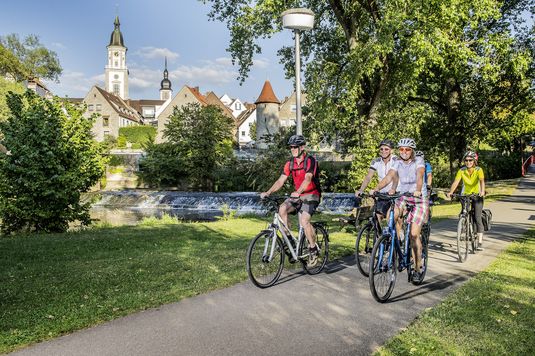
[0,215,355,353]
[376,228,535,355]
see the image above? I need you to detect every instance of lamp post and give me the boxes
[282,8,314,136]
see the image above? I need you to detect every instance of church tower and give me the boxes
[105,16,129,99]
[159,57,172,101]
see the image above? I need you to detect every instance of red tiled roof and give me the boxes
[187,86,208,105]
[255,80,280,104]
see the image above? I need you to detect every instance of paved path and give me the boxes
[12,171,535,356]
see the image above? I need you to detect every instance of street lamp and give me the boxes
[282,8,314,136]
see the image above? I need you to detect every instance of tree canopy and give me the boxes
[0,34,62,82]
[201,0,534,176]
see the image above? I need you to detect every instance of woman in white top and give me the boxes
[371,138,429,282]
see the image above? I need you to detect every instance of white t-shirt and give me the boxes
[391,156,427,197]
[370,156,398,193]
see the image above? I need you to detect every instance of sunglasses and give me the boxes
[289,146,300,149]
[465,159,474,162]
[398,147,412,152]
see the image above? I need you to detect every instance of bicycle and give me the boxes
[451,193,480,262]
[354,193,390,277]
[369,193,430,303]
[246,196,329,288]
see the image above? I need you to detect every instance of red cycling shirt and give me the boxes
[282,154,320,197]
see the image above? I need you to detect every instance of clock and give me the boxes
[114,52,119,57]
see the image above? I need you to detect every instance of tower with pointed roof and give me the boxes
[159,57,172,101]
[255,80,280,149]
[105,16,129,99]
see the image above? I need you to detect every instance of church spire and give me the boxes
[160,57,172,100]
[109,15,126,47]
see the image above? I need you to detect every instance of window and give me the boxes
[241,131,246,136]
[96,104,102,112]
[103,116,109,127]
[113,84,120,96]
[235,102,242,110]
[88,104,94,111]
[103,130,110,137]
[291,105,297,112]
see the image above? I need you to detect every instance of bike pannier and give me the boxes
[482,209,492,231]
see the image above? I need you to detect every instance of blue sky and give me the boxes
[0,0,295,103]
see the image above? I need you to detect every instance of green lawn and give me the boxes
[0,215,355,353]
[377,227,535,355]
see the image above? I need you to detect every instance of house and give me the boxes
[155,85,208,143]
[236,103,257,147]
[83,86,142,141]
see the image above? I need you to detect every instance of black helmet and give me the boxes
[288,135,306,146]
[377,139,394,149]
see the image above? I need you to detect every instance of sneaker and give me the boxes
[308,246,319,267]
[412,270,422,283]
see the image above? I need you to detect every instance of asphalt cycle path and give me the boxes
[12,170,535,356]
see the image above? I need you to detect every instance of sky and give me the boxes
[0,0,295,103]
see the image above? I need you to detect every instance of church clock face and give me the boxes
[114,52,119,57]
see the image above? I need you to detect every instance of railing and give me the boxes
[521,153,534,176]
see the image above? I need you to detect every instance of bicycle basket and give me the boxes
[353,205,373,223]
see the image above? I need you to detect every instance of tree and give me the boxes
[0,34,62,82]
[163,103,235,190]
[0,91,106,233]
[202,0,534,178]
[0,77,25,120]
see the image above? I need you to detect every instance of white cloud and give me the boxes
[51,42,66,50]
[134,47,179,60]
[214,57,233,66]
[48,70,103,97]
[253,58,270,69]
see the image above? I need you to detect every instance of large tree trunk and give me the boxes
[446,78,465,178]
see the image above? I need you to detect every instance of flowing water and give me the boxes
[88,191,357,225]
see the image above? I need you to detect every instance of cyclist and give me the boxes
[371,138,429,282]
[260,135,321,267]
[446,151,486,250]
[355,139,398,222]
[415,151,433,191]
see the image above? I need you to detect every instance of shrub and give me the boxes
[137,142,188,188]
[0,91,106,233]
[118,126,156,149]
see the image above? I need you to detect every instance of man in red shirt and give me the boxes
[260,135,321,266]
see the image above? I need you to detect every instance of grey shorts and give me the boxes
[283,194,320,216]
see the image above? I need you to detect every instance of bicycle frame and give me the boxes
[264,211,305,262]
[378,198,413,273]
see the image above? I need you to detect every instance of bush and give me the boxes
[118,126,156,149]
[478,151,522,181]
[137,142,188,188]
[0,91,106,233]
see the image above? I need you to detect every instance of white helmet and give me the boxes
[397,138,417,149]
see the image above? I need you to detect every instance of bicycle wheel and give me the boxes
[412,229,429,286]
[457,217,469,262]
[300,223,329,275]
[246,230,284,288]
[369,234,397,303]
[355,223,376,277]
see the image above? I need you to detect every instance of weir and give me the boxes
[89,191,357,223]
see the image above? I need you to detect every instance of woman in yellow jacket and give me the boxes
[447,151,486,249]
